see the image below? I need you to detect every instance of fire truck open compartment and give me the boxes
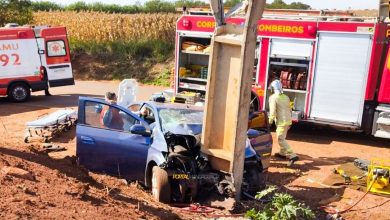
[175,13,390,138]
[176,33,260,105]
[264,38,313,120]
[177,34,212,96]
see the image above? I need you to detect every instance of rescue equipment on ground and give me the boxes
[367,159,390,195]
[333,168,365,184]
[24,109,77,143]
[354,158,370,171]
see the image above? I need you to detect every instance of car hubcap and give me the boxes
[13,87,26,100]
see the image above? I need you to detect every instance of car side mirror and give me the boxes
[247,129,261,139]
[130,124,151,137]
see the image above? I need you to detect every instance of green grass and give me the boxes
[69,39,174,86]
[246,186,315,220]
[70,39,174,61]
[143,68,171,87]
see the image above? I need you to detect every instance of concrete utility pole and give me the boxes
[201,0,265,200]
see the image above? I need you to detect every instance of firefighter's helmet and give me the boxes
[270,80,283,94]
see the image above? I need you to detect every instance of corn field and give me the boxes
[33,11,179,43]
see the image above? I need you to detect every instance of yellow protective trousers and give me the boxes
[276,125,297,159]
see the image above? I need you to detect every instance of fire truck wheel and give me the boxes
[8,83,31,102]
[151,166,171,203]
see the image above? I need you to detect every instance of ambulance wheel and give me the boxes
[151,166,171,203]
[8,83,30,102]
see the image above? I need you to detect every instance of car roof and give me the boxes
[143,101,203,111]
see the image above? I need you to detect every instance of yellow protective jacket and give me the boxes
[268,93,292,127]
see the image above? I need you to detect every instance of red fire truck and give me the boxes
[174,12,390,139]
[0,25,74,102]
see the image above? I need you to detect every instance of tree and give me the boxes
[143,0,175,13]
[65,1,89,12]
[0,0,33,26]
[122,5,142,14]
[31,1,62,11]
[174,0,207,8]
[267,0,288,9]
[266,0,311,10]
[288,2,311,10]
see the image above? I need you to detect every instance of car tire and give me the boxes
[152,166,171,203]
[243,162,265,196]
[8,83,30,102]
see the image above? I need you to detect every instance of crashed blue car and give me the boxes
[76,97,272,203]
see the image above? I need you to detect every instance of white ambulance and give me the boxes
[0,25,74,102]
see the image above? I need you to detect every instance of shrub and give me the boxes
[0,0,33,26]
[246,186,315,220]
[31,1,62,11]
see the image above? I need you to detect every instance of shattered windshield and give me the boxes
[158,108,203,134]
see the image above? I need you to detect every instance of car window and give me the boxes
[140,105,156,125]
[84,101,137,132]
[158,108,203,132]
[47,40,67,57]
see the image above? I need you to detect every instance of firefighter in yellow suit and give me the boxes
[268,80,299,166]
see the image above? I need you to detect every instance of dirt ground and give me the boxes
[1,81,389,219]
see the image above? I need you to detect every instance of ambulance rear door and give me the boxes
[40,27,74,87]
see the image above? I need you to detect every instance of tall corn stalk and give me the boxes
[33,11,179,43]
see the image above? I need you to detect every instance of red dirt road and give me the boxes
[1,81,389,219]
[269,124,390,219]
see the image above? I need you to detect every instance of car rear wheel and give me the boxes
[152,166,171,203]
[8,83,30,102]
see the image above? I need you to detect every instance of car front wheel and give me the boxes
[151,166,171,203]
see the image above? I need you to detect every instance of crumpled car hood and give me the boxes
[163,123,203,136]
[164,123,255,158]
